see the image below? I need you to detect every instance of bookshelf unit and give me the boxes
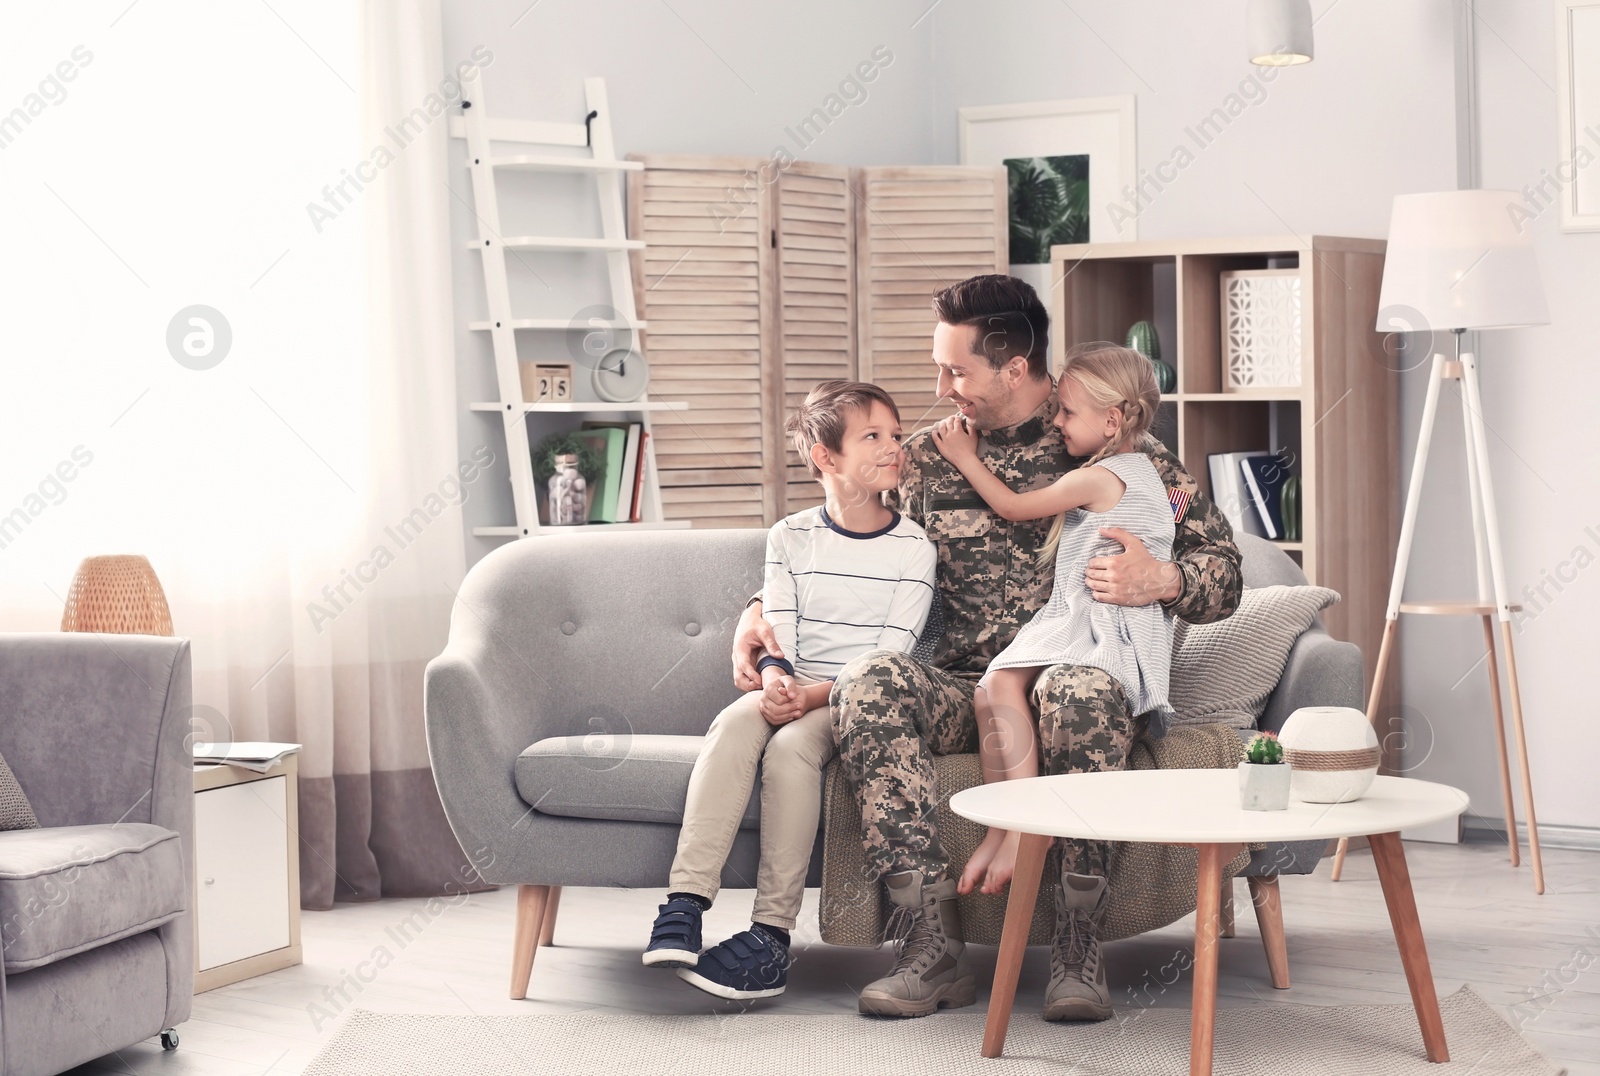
[1049,235,1400,756]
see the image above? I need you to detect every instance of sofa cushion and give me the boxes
[1169,584,1340,730]
[0,823,186,973]
[516,734,760,828]
[0,749,38,831]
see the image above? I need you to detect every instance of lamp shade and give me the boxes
[1377,190,1550,332]
[1248,0,1314,66]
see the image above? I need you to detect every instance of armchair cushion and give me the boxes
[516,734,760,829]
[0,749,38,831]
[1168,584,1340,729]
[0,822,185,973]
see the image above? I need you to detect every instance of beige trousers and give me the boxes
[668,674,836,930]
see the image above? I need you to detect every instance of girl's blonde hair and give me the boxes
[1037,341,1163,566]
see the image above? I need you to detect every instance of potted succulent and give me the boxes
[1237,731,1292,811]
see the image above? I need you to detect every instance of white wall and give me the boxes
[1398,1,1600,836]
[438,0,1596,832]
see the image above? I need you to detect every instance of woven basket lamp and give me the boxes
[60,555,174,636]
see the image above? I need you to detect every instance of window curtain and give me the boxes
[0,0,483,908]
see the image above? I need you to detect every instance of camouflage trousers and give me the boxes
[832,649,1139,883]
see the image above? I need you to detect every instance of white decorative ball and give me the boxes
[1277,706,1380,803]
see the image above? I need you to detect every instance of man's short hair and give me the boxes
[930,273,1050,380]
[786,380,901,479]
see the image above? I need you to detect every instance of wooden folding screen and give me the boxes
[628,154,778,529]
[775,162,856,516]
[630,157,1007,528]
[854,166,1009,433]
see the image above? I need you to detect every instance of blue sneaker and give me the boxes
[642,896,703,968]
[676,926,790,1000]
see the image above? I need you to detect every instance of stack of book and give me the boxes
[1208,451,1294,540]
[573,421,652,523]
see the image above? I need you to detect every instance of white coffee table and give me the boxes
[950,770,1469,1076]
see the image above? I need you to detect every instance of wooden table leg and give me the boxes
[1190,843,1242,1076]
[981,832,1050,1059]
[1369,832,1449,1062]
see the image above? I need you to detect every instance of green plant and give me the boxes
[532,431,604,484]
[1244,731,1284,765]
[1005,155,1089,264]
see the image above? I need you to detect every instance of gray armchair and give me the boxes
[0,633,194,1076]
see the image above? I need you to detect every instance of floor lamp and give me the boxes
[1331,190,1549,894]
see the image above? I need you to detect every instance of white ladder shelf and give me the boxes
[452,71,688,538]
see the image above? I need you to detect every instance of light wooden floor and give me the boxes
[66,841,1598,1074]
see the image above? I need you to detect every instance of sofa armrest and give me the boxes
[424,645,545,886]
[1258,626,1364,735]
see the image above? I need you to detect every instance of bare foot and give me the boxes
[959,828,1010,895]
[981,829,1023,895]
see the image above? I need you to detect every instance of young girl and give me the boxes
[931,342,1177,896]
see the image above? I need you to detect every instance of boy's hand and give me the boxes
[931,414,979,462]
[758,669,803,725]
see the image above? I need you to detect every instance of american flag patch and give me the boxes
[1168,487,1191,521]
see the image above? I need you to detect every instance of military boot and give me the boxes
[1043,871,1113,1021]
[857,872,977,1017]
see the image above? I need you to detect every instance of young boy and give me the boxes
[643,380,937,1000]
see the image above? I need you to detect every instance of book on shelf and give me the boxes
[579,421,644,522]
[630,429,650,523]
[614,423,641,521]
[1208,452,1269,539]
[1240,453,1291,540]
[574,425,627,523]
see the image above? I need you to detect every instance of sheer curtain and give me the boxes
[0,0,480,908]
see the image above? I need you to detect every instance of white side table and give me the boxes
[951,771,1469,1076]
[192,746,304,991]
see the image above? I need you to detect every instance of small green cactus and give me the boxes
[1244,731,1284,765]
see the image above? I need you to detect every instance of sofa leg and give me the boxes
[539,885,562,946]
[1220,879,1236,938]
[511,884,550,1000]
[1248,876,1290,989]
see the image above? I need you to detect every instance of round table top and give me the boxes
[948,771,1469,844]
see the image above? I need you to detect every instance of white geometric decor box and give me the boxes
[1278,706,1381,803]
[1221,269,1302,391]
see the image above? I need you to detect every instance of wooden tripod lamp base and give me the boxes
[1329,348,1545,895]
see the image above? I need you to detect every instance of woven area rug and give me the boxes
[303,986,1562,1075]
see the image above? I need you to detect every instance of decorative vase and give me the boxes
[1278,706,1381,803]
[547,454,590,526]
[1126,320,1177,393]
[1126,320,1161,362]
[1237,761,1292,811]
[1280,476,1301,542]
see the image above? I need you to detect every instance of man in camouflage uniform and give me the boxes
[733,275,1240,1020]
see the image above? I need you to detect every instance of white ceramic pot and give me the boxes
[1238,761,1292,811]
[1277,705,1381,803]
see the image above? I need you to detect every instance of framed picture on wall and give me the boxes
[1556,0,1600,231]
[958,96,1138,307]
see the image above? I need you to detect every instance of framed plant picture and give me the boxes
[958,96,1137,345]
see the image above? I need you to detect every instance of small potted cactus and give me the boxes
[1237,731,1292,811]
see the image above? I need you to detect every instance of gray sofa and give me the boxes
[426,528,1362,997]
[0,634,194,1076]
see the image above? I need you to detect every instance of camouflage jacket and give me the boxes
[890,390,1242,681]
